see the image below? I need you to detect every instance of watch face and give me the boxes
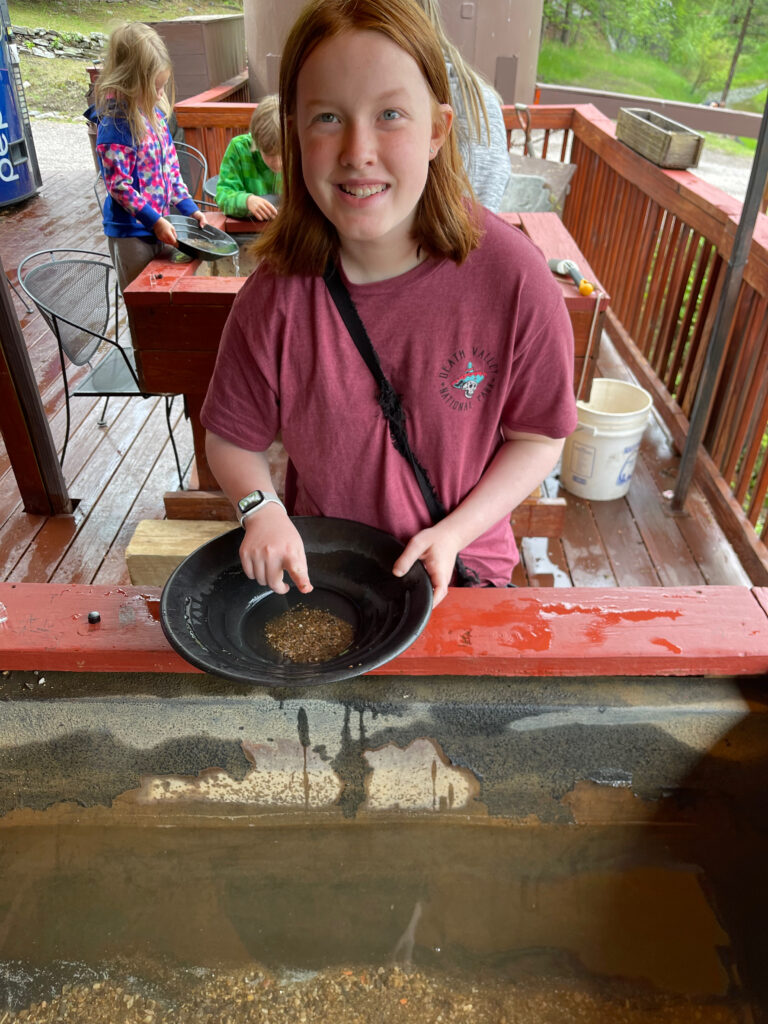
[238,491,264,514]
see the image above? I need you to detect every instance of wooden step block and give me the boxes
[126,520,238,586]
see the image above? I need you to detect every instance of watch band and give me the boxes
[237,489,285,526]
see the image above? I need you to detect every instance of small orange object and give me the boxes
[400,998,408,1005]
[548,257,594,296]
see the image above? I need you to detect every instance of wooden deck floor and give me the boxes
[0,152,752,589]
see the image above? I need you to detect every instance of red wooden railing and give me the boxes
[175,73,252,177]
[176,88,768,583]
[503,104,768,584]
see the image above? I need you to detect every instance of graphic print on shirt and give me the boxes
[438,346,498,412]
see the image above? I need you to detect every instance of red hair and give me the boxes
[256,0,481,276]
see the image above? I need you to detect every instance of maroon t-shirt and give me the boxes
[201,210,577,584]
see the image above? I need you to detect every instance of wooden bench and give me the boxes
[499,211,610,401]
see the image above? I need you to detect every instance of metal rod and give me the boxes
[672,95,768,511]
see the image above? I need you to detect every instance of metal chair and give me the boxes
[174,141,218,210]
[18,248,186,487]
[93,171,106,214]
[204,174,219,204]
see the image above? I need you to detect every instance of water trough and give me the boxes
[1,582,767,1021]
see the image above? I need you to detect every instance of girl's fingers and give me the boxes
[288,564,313,594]
[240,552,257,581]
[266,568,290,595]
[392,538,422,578]
[242,550,311,596]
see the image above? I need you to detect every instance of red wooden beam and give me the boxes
[0,260,72,516]
[1,584,767,678]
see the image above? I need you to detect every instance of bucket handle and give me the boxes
[573,422,647,440]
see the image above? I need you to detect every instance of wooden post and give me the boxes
[0,257,72,515]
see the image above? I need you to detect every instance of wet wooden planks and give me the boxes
[513,335,752,589]
[0,399,193,584]
[1,173,106,280]
[0,161,193,585]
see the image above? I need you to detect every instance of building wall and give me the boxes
[243,0,543,103]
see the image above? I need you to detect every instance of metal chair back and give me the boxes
[93,172,106,215]
[17,248,185,486]
[19,250,121,369]
[175,141,208,203]
[204,174,219,203]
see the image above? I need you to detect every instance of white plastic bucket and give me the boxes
[561,378,652,500]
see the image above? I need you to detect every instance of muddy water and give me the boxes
[193,235,259,278]
[0,819,757,1021]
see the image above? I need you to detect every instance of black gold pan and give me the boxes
[166,214,239,262]
[160,516,433,686]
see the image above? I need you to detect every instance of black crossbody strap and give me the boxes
[323,260,446,524]
[323,261,480,587]
[323,261,383,383]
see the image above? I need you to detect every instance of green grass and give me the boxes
[734,87,767,116]
[9,0,240,35]
[702,132,757,156]
[19,54,89,116]
[538,36,762,157]
[538,40,703,102]
[11,0,242,118]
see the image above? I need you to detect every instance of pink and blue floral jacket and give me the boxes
[86,104,198,238]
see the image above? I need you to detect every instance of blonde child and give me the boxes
[87,22,207,291]
[201,0,576,605]
[215,95,283,220]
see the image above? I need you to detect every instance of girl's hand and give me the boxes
[154,217,177,245]
[392,525,459,607]
[246,194,279,220]
[191,210,209,229]
[240,504,313,596]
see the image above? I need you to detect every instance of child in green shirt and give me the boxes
[215,94,282,220]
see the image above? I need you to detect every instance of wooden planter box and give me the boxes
[616,108,704,169]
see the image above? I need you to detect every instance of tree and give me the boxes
[576,0,679,58]
[542,0,577,45]
[719,0,768,104]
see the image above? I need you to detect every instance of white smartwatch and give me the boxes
[237,489,286,526]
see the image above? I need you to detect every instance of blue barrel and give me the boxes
[0,12,42,207]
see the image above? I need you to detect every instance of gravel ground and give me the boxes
[3,963,745,1024]
[28,114,755,204]
[693,147,753,202]
[29,115,96,179]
